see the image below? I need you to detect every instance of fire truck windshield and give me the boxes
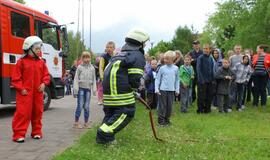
[35,20,60,51]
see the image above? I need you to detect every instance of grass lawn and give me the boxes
[53,100,270,160]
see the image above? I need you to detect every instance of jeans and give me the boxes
[242,77,254,104]
[236,83,245,109]
[253,75,268,106]
[75,88,91,123]
[180,86,190,112]
[192,76,197,102]
[188,87,193,105]
[147,92,157,109]
[158,91,175,124]
[217,94,229,112]
[267,78,270,96]
[229,82,237,109]
[197,82,213,113]
[65,84,71,95]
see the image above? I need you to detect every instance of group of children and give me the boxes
[143,43,270,126]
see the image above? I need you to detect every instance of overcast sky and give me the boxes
[24,0,218,53]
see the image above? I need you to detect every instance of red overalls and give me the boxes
[11,55,50,140]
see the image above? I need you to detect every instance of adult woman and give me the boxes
[252,45,270,107]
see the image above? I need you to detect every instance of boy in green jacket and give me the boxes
[179,55,194,112]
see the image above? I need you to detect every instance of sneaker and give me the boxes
[33,135,41,140]
[164,121,171,126]
[158,123,166,127]
[108,140,117,145]
[83,123,91,129]
[241,105,246,109]
[73,122,83,129]
[14,137,25,143]
[237,108,242,112]
[227,109,232,113]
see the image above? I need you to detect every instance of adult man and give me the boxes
[196,44,214,113]
[188,40,203,103]
[96,28,150,144]
[98,41,115,104]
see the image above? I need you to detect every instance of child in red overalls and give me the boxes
[11,36,50,143]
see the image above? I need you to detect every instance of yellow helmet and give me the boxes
[126,28,150,44]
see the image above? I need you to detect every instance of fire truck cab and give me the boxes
[0,0,68,110]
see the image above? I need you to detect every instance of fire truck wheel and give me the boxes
[43,86,51,111]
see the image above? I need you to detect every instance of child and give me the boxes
[212,49,223,75]
[215,59,235,113]
[155,51,179,126]
[64,72,72,95]
[73,51,97,129]
[212,49,223,107]
[232,55,253,111]
[145,59,158,109]
[179,55,194,113]
[11,36,50,143]
[196,44,214,114]
[94,56,103,105]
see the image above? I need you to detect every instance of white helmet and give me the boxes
[126,28,150,44]
[22,36,43,50]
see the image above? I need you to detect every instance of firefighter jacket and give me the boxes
[102,43,146,107]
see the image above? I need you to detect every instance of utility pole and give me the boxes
[89,0,92,51]
[77,0,81,62]
[82,0,85,50]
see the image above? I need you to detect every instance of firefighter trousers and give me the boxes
[96,106,135,144]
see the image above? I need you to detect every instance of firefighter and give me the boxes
[96,28,150,144]
[11,36,50,143]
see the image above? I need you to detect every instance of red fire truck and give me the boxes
[0,0,69,110]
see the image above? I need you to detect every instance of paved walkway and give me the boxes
[0,95,104,160]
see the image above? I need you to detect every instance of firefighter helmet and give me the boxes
[126,28,150,44]
[22,36,43,50]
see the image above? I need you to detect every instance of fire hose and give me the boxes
[134,92,164,142]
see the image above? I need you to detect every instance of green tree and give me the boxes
[201,0,270,54]
[148,26,196,56]
[148,40,173,56]
[13,0,26,4]
[65,31,86,68]
[172,26,194,54]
